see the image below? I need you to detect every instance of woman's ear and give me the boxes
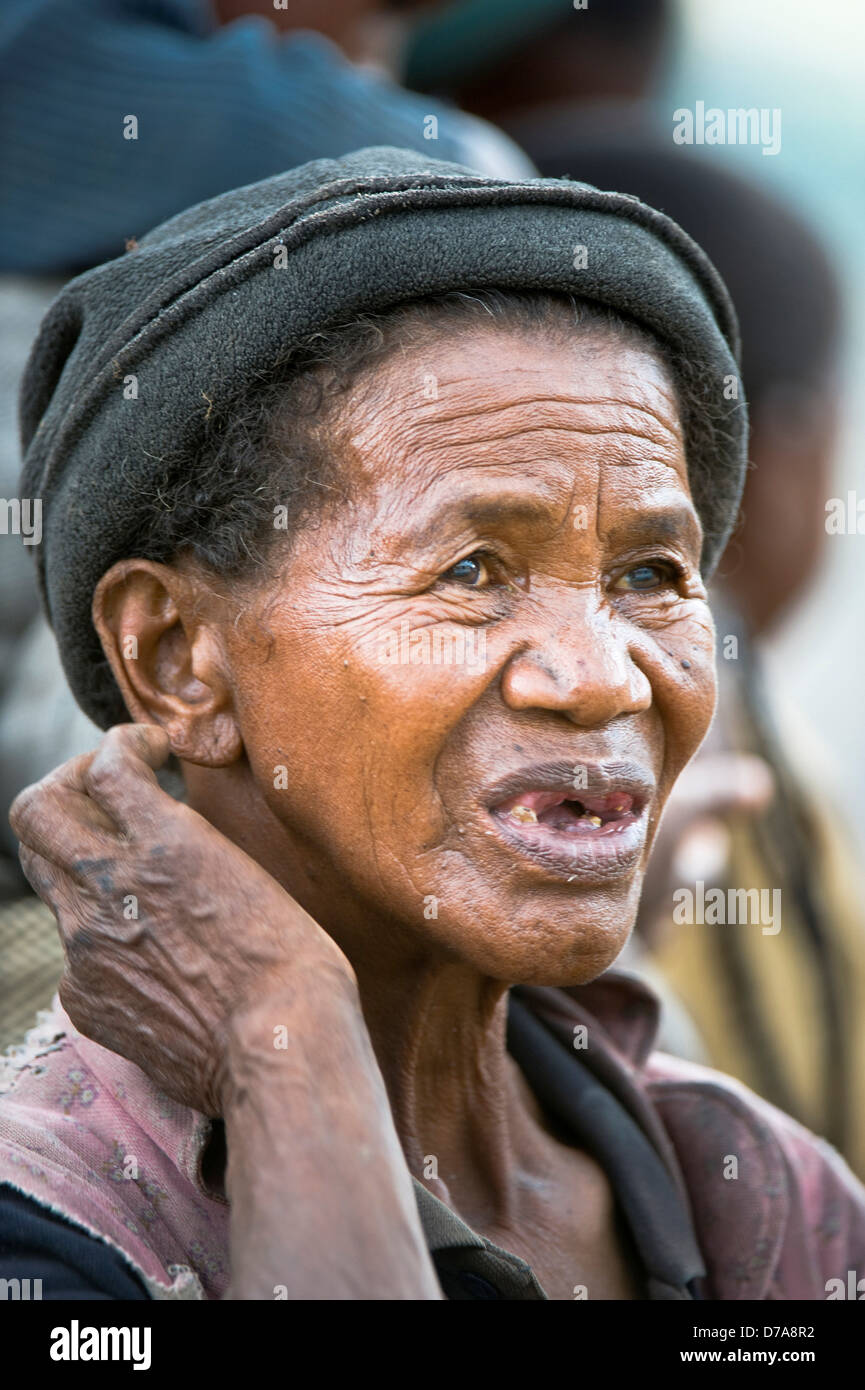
[92,559,243,767]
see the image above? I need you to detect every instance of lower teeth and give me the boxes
[565,815,603,835]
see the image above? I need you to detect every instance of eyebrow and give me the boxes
[607,500,702,547]
[398,490,557,551]
[397,489,701,553]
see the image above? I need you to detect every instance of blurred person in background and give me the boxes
[403,0,673,134]
[0,0,532,274]
[406,0,865,1177]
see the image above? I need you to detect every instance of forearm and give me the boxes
[221,962,442,1300]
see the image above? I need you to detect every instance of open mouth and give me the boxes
[482,761,653,881]
[493,788,638,837]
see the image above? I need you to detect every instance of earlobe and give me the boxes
[92,560,244,768]
[164,706,243,767]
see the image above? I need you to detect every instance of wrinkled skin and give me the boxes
[159,329,714,988]
[11,325,718,1298]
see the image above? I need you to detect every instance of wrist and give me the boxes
[219,956,362,1109]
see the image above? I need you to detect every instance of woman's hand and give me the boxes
[9,723,356,1116]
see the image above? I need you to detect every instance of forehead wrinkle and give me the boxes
[409,421,679,453]
[347,415,684,500]
[344,424,688,545]
[377,392,682,449]
[336,363,690,563]
[394,432,687,498]
[404,342,678,402]
[347,363,683,454]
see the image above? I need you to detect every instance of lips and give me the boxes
[482,759,654,882]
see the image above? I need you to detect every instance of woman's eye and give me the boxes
[614,561,679,592]
[441,553,491,588]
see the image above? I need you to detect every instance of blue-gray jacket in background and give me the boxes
[0,0,535,273]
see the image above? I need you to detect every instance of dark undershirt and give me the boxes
[0,993,704,1300]
[0,1185,150,1299]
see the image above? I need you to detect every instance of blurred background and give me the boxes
[1,0,863,1172]
[672,0,865,819]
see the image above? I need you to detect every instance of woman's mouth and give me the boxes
[496,788,637,834]
[483,763,652,883]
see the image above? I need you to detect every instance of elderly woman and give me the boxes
[2,148,864,1302]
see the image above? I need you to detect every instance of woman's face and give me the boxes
[202,324,716,985]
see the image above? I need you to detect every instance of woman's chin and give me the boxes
[437,908,635,988]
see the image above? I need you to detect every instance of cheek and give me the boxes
[226,619,354,834]
[637,600,717,783]
[229,610,487,850]
[337,637,495,837]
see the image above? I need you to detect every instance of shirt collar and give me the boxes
[408,970,694,1301]
[521,967,663,1070]
[411,1179,548,1299]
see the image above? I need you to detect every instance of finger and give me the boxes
[38,747,99,792]
[8,727,165,851]
[11,780,120,864]
[9,746,97,836]
[82,723,173,834]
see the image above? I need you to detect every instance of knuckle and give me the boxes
[17,839,35,867]
[87,724,153,793]
[9,781,48,833]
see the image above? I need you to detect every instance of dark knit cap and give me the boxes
[19,146,746,730]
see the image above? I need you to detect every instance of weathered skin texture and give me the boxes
[10,327,717,1299]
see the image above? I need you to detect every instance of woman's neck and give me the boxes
[353,956,552,1228]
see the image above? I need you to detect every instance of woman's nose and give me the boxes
[499,601,652,728]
